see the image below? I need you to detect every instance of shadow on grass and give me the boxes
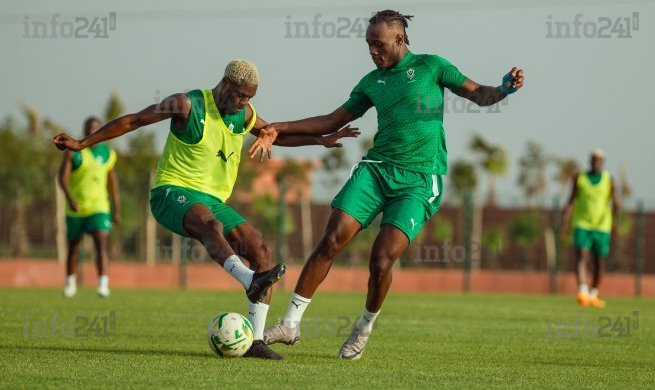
[0,344,209,358]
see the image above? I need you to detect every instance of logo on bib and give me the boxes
[217,150,235,162]
[407,68,415,80]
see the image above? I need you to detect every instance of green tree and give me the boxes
[469,134,508,207]
[104,92,125,122]
[517,141,550,207]
[553,157,579,200]
[508,214,541,266]
[0,107,63,257]
[116,131,160,260]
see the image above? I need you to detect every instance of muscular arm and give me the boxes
[249,110,359,148]
[107,169,121,225]
[453,67,524,106]
[453,79,508,106]
[53,94,191,151]
[57,150,77,210]
[268,106,358,136]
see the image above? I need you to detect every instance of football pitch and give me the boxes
[1,287,652,388]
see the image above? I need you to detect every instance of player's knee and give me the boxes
[203,219,224,238]
[317,233,343,259]
[369,260,393,282]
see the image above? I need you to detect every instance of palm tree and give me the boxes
[469,134,508,207]
[553,157,579,201]
[517,141,550,208]
[449,160,477,202]
[104,92,125,122]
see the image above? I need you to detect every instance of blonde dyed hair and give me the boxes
[224,59,259,85]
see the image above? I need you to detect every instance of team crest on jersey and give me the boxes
[407,68,415,80]
[177,195,187,204]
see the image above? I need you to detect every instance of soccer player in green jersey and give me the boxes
[58,116,120,298]
[561,150,620,308]
[53,59,358,360]
[257,10,524,359]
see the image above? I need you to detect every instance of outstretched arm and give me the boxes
[248,110,359,160]
[560,173,579,238]
[266,106,358,136]
[53,94,191,151]
[454,67,524,106]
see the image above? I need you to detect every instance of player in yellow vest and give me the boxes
[53,59,358,359]
[561,150,620,308]
[58,116,120,299]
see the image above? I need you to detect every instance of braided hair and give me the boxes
[368,10,414,44]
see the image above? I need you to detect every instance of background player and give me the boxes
[58,116,120,298]
[561,150,620,308]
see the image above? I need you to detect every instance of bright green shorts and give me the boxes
[331,159,443,241]
[66,212,112,241]
[573,227,611,257]
[149,185,245,238]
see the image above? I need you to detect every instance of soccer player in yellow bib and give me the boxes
[58,116,120,299]
[561,150,620,308]
[53,59,358,360]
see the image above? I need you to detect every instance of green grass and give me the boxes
[0,288,653,389]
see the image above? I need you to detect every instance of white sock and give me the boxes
[579,284,589,295]
[223,255,254,289]
[248,301,269,341]
[283,293,311,328]
[356,308,380,333]
[99,275,109,289]
[66,275,76,287]
[590,288,599,298]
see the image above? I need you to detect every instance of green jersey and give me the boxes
[342,52,467,174]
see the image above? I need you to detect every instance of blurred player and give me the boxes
[53,59,358,359]
[561,150,620,308]
[58,116,120,298]
[255,10,524,359]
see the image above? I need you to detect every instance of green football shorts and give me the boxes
[149,185,246,237]
[573,227,611,258]
[331,159,443,241]
[65,212,112,241]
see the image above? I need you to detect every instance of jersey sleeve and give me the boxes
[342,78,373,118]
[432,55,467,91]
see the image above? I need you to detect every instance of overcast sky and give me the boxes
[1,0,653,208]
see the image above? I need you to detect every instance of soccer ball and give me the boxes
[207,312,253,357]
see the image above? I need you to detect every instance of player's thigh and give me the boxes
[381,176,443,242]
[591,231,611,258]
[208,201,247,238]
[331,162,385,229]
[85,213,112,235]
[65,216,85,241]
[573,228,593,251]
[370,224,410,267]
[150,185,210,237]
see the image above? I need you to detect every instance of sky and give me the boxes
[1,0,654,208]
